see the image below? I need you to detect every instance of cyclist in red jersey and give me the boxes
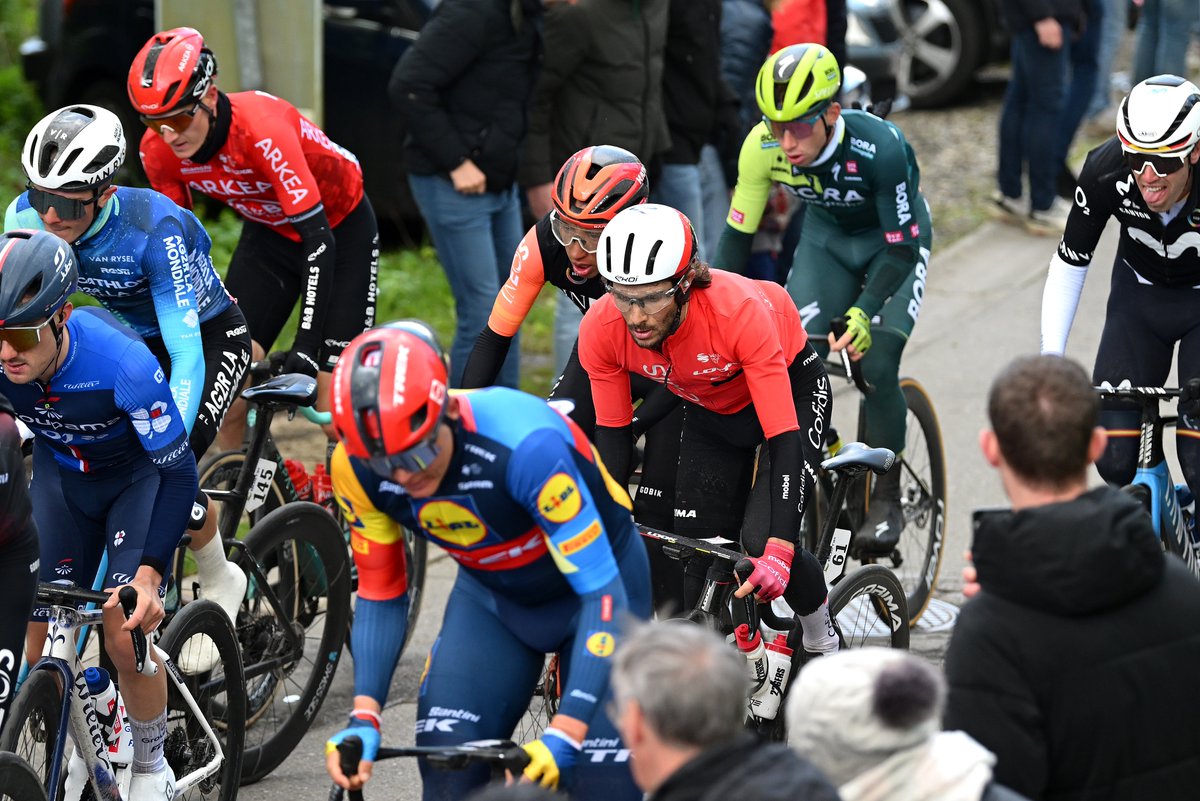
[578,203,839,655]
[127,27,378,441]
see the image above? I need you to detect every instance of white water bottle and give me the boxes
[734,624,768,696]
[85,667,134,765]
[748,634,794,721]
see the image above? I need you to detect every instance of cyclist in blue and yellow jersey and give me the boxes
[0,391,37,734]
[713,43,932,556]
[6,104,250,639]
[324,321,649,801]
[0,229,198,801]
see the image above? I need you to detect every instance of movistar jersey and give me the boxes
[727,110,926,243]
[0,307,196,568]
[332,387,643,723]
[5,187,233,432]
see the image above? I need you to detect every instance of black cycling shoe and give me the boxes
[851,467,905,557]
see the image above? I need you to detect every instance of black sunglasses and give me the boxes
[26,185,101,221]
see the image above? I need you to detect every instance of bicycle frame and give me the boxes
[29,595,226,800]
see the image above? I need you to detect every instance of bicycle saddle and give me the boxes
[241,373,319,407]
[821,441,895,475]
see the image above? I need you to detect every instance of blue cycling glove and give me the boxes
[521,727,582,789]
[325,712,382,767]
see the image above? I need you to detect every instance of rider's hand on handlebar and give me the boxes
[734,538,795,602]
[281,347,320,379]
[325,713,380,790]
[521,727,581,789]
[1181,378,1200,418]
[103,569,164,634]
[828,307,872,361]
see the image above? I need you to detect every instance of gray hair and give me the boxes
[611,619,748,749]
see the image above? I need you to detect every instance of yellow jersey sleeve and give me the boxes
[726,122,776,234]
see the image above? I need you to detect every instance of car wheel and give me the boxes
[892,0,986,108]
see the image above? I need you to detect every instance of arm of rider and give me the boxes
[104,564,165,634]
[325,697,383,791]
[733,537,795,601]
[284,208,338,378]
[827,306,872,361]
[451,158,488,195]
[521,714,585,789]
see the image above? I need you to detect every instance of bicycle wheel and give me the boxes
[0,670,63,797]
[198,449,288,538]
[511,654,560,744]
[0,752,48,801]
[158,598,246,801]
[828,564,910,650]
[863,378,947,627]
[238,502,352,784]
[399,526,428,651]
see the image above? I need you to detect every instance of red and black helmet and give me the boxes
[332,325,450,477]
[551,145,649,227]
[127,27,218,115]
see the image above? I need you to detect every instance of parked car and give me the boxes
[19,0,432,236]
[847,0,1008,108]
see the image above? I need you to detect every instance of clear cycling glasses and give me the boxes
[549,211,603,253]
[26,185,98,221]
[367,432,442,478]
[140,102,203,135]
[607,284,681,316]
[0,317,55,352]
[1124,150,1189,178]
[765,109,825,141]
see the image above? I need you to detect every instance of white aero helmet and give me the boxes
[597,203,698,286]
[1117,74,1200,155]
[23,104,127,191]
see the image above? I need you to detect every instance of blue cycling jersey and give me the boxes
[0,307,197,569]
[5,187,233,432]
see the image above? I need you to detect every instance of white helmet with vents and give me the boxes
[597,204,698,286]
[1117,74,1200,155]
[22,104,126,191]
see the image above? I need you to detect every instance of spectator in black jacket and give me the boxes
[945,354,1200,801]
[390,0,544,388]
[610,619,841,801]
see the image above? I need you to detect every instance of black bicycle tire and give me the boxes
[0,670,62,798]
[0,752,49,801]
[238,502,352,784]
[828,564,911,649]
[400,527,428,652]
[158,598,247,801]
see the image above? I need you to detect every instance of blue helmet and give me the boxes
[0,229,78,326]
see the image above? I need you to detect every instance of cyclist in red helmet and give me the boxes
[325,324,649,801]
[127,27,378,443]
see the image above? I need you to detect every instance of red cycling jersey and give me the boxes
[139,90,364,241]
[578,270,808,438]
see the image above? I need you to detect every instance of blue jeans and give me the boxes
[651,163,706,260]
[1133,0,1197,83]
[998,29,1070,211]
[1056,0,1105,167]
[408,174,523,389]
[1088,0,1128,119]
[697,144,729,262]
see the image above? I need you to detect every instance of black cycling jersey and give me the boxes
[1060,137,1200,287]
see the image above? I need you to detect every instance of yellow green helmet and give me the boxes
[755,44,841,122]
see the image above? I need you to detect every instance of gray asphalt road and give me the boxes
[239,219,1120,801]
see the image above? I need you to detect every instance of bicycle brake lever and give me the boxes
[332,736,364,801]
[117,586,157,677]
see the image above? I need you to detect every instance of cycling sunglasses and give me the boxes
[1124,150,1189,178]
[140,102,203,135]
[765,109,826,141]
[367,432,442,478]
[0,317,55,352]
[26,185,98,221]
[549,211,603,254]
[607,284,681,315]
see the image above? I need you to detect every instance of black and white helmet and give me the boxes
[597,204,698,286]
[1117,74,1200,155]
[22,105,126,191]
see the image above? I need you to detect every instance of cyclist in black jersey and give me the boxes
[1041,74,1200,496]
[0,391,37,734]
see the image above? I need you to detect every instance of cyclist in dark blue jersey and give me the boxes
[6,104,249,636]
[324,322,650,801]
[0,228,197,800]
[0,391,37,734]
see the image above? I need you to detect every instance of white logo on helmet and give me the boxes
[392,344,410,408]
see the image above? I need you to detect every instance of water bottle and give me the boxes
[84,667,134,766]
[285,458,312,501]
[311,462,334,510]
[734,624,768,696]
[748,634,794,721]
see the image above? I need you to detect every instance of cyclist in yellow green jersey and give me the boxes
[713,43,932,556]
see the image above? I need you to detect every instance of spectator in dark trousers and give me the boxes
[1055,0,1105,199]
[788,648,1031,801]
[991,0,1085,235]
[518,0,669,377]
[390,0,545,389]
[945,354,1200,801]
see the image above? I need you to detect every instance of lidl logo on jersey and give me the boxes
[538,472,583,523]
[417,500,486,546]
[131,402,172,437]
[586,631,616,658]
